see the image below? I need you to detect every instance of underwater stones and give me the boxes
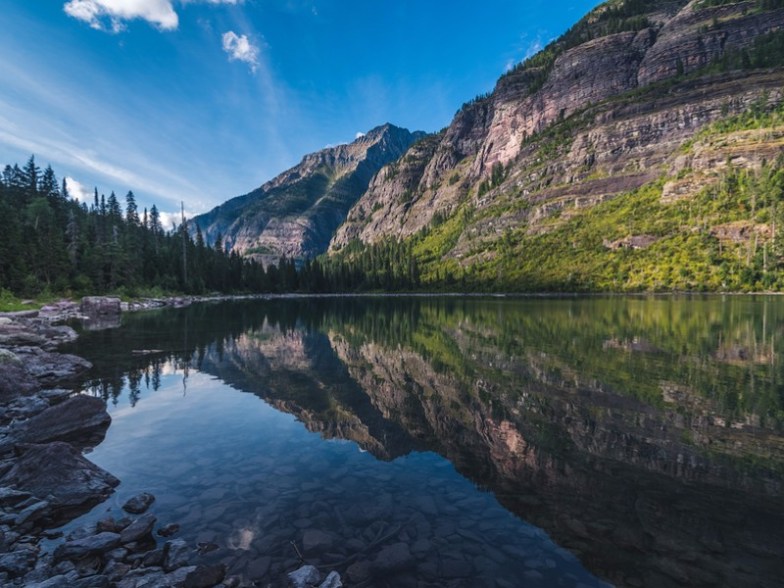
[372,542,415,575]
[302,529,334,554]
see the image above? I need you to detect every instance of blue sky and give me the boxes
[0,0,599,224]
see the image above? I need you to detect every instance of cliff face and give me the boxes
[192,124,423,264]
[329,0,784,281]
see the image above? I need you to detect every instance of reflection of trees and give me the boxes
[67,296,784,588]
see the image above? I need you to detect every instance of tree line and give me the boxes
[0,156,424,298]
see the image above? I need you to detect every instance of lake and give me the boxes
[60,295,784,587]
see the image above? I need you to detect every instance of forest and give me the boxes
[0,156,420,301]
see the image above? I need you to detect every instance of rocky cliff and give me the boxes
[192,124,424,265]
[330,0,784,291]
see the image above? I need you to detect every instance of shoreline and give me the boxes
[0,297,343,588]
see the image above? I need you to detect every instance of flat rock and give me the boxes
[120,513,156,544]
[0,442,119,520]
[123,492,155,514]
[12,395,110,448]
[288,564,320,588]
[54,531,121,561]
[11,347,92,386]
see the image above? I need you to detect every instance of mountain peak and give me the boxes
[192,123,424,264]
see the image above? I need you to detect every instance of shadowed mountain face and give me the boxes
[67,296,784,588]
[191,124,424,265]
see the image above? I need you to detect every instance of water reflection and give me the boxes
[65,296,784,587]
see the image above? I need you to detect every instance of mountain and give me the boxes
[192,123,424,265]
[330,0,784,292]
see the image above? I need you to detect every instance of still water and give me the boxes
[61,296,784,587]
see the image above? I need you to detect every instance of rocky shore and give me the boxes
[0,297,344,588]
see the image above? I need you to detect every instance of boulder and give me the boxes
[183,564,226,588]
[54,532,121,561]
[163,538,191,572]
[12,395,110,447]
[288,564,320,588]
[120,513,156,544]
[11,347,92,387]
[0,442,119,519]
[0,349,39,402]
[123,492,155,514]
[80,297,121,317]
[319,571,343,588]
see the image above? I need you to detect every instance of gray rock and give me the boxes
[0,442,119,520]
[12,395,110,447]
[319,571,343,588]
[120,513,156,544]
[372,542,415,575]
[0,486,32,507]
[0,349,39,402]
[183,563,226,588]
[11,347,92,387]
[164,538,191,572]
[14,499,51,526]
[0,548,37,577]
[123,492,155,514]
[54,531,121,561]
[142,548,165,567]
[80,297,121,317]
[288,564,320,588]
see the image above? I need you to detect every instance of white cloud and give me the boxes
[355,132,365,139]
[64,0,179,31]
[222,31,260,72]
[63,0,243,32]
[64,176,93,203]
[158,208,195,231]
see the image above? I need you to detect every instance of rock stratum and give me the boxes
[192,124,424,265]
[327,0,784,291]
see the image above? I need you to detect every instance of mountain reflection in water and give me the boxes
[65,296,784,588]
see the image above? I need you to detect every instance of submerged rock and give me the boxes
[123,492,155,515]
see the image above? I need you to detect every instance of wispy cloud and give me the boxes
[222,31,261,73]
